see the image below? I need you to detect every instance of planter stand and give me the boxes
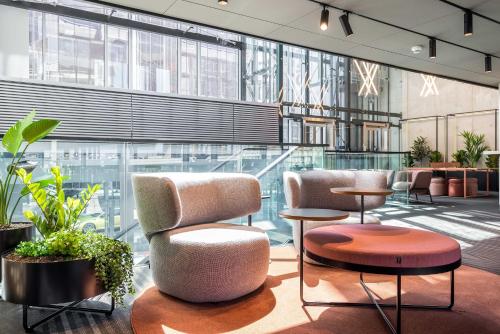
[22,297,114,333]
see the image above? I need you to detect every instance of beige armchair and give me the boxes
[132,172,270,303]
[283,170,387,261]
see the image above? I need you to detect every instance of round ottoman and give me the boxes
[430,177,447,196]
[304,224,461,273]
[448,178,478,197]
[303,224,461,334]
[150,223,270,303]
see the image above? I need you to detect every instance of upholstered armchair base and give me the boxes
[150,223,270,303]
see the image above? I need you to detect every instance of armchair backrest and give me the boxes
[283,170,387,211]
[132,173,261,240]
[410,170,433,190]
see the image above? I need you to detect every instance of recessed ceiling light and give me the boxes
[218,0,228,5]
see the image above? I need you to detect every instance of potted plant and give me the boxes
[1,167,134,331]
[430,150,443,163]
[460,130,489,168]
[485,154,499,169]
[452,149,468,167]
[410,136,431,166]
[0,111,60,281]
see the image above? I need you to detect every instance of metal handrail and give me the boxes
[255,146,299,179]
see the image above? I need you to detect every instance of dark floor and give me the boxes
[1,194,499,333]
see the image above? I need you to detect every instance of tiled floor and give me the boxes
[1,193,499,333]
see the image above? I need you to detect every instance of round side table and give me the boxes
[279,208,349,303]
[331,187,393,224]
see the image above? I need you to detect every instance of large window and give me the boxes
[28,10,239,98]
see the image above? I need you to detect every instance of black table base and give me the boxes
[22,297,115,333]
[299,220,459,334]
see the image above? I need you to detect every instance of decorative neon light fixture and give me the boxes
[420,74,439,97]
[353,60,379,97]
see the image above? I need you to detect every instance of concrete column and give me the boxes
[0,5,29,79]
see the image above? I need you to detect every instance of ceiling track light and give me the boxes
[464,9,473,36]
[485,55,492,73]
[218,0,228,5]
[320,6,329,31]
[429,38,437,59]
[339,12,353,36]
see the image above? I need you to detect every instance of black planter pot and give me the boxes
[2,255,106,306]
[0,223,33,283]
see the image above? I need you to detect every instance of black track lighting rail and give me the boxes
[306,0,500,61]
[438,0,500,26]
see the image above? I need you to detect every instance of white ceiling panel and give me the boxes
[100,0,500,87]
[165,0,281,36]
[101,0,175,13]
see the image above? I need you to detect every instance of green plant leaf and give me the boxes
[2,110,36,155]
[22,119,61,144]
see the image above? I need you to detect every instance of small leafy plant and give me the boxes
[0,111,60,228]
[452,149,468,167]
[460,130,489,168]
[14,167,134,304]
[17,166,100,238]
[485,154,498,169]
[411,136,431,166]
[430,151,443,163]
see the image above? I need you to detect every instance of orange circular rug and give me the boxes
[131,247,500,334]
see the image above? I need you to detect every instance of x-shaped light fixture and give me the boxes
[420,74,439,97]
[353,60,379,97]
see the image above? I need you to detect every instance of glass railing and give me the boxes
[0,141,325,261]
[1,141,408,261]
[324,150,409,171]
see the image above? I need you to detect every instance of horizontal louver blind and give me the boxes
[131,94,233,142]
[0,81,132,139]
[234,103,279,143]
[0,80,279,144]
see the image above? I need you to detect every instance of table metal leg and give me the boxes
[300,219,304,303]
[464,170,467,199]
[360,195,365,224]
[300,261,455,334]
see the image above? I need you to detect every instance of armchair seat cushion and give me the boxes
[392,181,410,191]
[150,223,270,303]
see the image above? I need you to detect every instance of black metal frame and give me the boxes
[22,298,115,333]
[298,220,460,334]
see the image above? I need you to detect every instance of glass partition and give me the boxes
[0,140,411,260]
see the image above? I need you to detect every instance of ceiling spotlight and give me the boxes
[320,6,329,31]
[411,45,423,54]
[429,38,437,59]
[339,12,353,36]
[485,55,492,73]
[464,10,473,36]
[218,0,228,5]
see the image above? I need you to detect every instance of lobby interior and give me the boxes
[0,1,499,333]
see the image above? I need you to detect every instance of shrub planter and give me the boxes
[2,254,114,332]
[0,223,33,283]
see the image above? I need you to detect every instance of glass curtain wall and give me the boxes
[29,9,239,99]
[26,0,402,151]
